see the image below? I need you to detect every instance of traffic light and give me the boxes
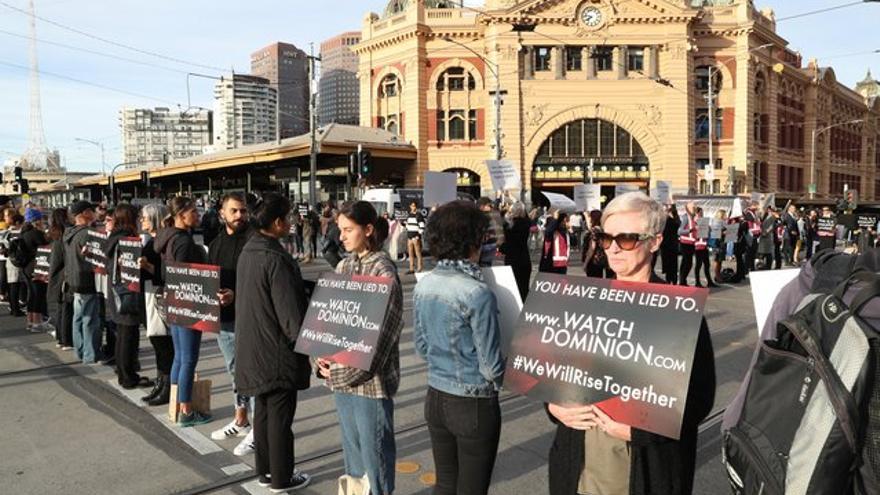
[358,149,372,177]
[13,166,23,182]
[348,152,358,178]
[17,179,29,194]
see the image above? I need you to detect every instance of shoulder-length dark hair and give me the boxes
[113,203,139,234]
[338,201,388,252]
[425,200,488,261]
[49,208,69,241]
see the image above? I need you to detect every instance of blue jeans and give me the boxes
[170,325,202,403]
[72,293,103,363]
[217,323,253,411]
[334,392,396,495]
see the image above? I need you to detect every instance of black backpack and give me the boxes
[7,236,32,268]
[723,252,880,494]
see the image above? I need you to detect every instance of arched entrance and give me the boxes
[532,118,650,208]
[443,168,481,200]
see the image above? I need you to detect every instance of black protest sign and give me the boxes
[398,189,428,217]
[32,245,52,283]
[295,272,393,371]
[84,229,108,274]
[163,262,221,332]
[504,273,708,439]
[857,215,877,230]
[817,217,836,234]
[117,237,142,293]
[298,203,310,216]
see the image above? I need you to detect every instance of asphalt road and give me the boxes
[0,253,759,495]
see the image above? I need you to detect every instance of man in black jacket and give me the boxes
[208,192,257,456]
[63,201,102,364]
[235,193,311,492]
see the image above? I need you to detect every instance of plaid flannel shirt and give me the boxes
[323,250,404,399]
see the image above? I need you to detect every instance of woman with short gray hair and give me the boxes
[547,192,716,495]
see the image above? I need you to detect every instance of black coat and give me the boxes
[104,229,144,326]
[501,217,532,300]
[20,224,47,277]
[234,233,311,396]
[208,226,253,323]
[47,237,66,304]
[547,274,716,495]
[154,227,205,265]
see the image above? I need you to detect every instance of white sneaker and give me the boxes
[210,420,250,440]
[233,429,255,456]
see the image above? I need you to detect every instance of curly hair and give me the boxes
[425,200,488,261]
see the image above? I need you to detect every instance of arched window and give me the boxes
[695,65,722,93]
[435,67,476,91]
[378,74,400,98]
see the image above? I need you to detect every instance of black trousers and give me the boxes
[56,300,74,346]
[660,248,679,285]
[694,248,712,285]
[425,387,501,495]
[149,335,174,375]
[679,243,695,286]
[8,282,24,314]
[115,323,141,386]
[254,388,298,490]
[26,280,47,314]
[746,242,759,271]
[733,243,747,282]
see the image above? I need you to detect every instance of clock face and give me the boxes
[581,6,603,27]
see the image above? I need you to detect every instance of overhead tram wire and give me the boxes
[0,0,228,73]
[776,1,871,22]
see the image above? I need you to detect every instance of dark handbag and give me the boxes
[112,282,141,316]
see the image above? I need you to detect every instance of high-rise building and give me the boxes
[211,74,277,151]
[319,32,361,126]
[120,107,212,168]
[251,42,310,138]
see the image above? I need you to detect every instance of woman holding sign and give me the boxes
[414,201,505,495]
[547,192,715,495]
[315,201,403,495]
[155,196,211,427]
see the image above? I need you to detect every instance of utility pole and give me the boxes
[308,44,321,208]
[707,69,715,194]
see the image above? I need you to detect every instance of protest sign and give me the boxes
[696,218,710,239]
[504,274,708,439]
[297,203,310,216]
[817,217,836,234]
[541,191,577,213]
[750,269,800,337]
[485,159,522,192]
[424,171,458,207]
[710,221,724,240]
[295,273,393,371]
[398,189,428,217]
[614,184,641,197]
[730,198,744,219]
[574,184,601,212]
[85,229,108,274]
[857,214,877,230]
[651,181,672,205]
[164,262,221,332]
[117,237,142,293]
[33,245,52,283]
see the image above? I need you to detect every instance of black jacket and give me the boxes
[234,233,311,396]
[48,237,66,304]
[547,275,716,495]
[20,224,47,276]
[208,225,254,323]
[501,217,532,265]
[154,227,205,265]
[104,229,144,326]
[63,224,95,294]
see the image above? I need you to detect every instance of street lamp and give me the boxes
[809,118,865,199]
[442,37,503,162]
[705,43,773,194]
[75,138,106,176]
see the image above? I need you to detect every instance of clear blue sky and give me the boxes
[0,0,877,173]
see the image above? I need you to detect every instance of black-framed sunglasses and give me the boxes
[596,232,655,251]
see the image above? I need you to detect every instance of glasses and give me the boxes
[596,232,655,251]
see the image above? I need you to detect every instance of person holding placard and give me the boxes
[546,192,715,495]
[314,201,403,495]
[405,201,425,274]
[757,206,778,270]
[501,202,532,300]
[541,212,570,275]
[3,213,25,317]
[235,193,312,492]
[155,196,210,427]
[658,205,680,285]
[64,201,102,364]
[677,202,697,286]
[693,208,717,288]
[48,208,73,349]
[21,208,48,330]
[414,201,505,495]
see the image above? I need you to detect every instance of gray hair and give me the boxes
[509,202,527,219]
[601,192,666,235]
[141,203,168,234]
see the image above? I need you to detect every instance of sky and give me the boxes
[0,0,878,173]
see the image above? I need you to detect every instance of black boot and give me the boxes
[141,375,163,403]
[146,375,170,406]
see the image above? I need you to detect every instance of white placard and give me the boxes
[415,266,523,350]
[750,268,800,337]
[541,191,577,213]
[485,160,522,192]
[696,217,711,239]
[574,184,602,212]
[423,171,458,207]
[652,181,672,205]
[615,184,640,196]
[730,198,744,218]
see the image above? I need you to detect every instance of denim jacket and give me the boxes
[413,260,505,397]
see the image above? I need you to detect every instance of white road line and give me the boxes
[152,413,222,455]
[221,463,252,475]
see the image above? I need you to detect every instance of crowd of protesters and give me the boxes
[3,187,873,495]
